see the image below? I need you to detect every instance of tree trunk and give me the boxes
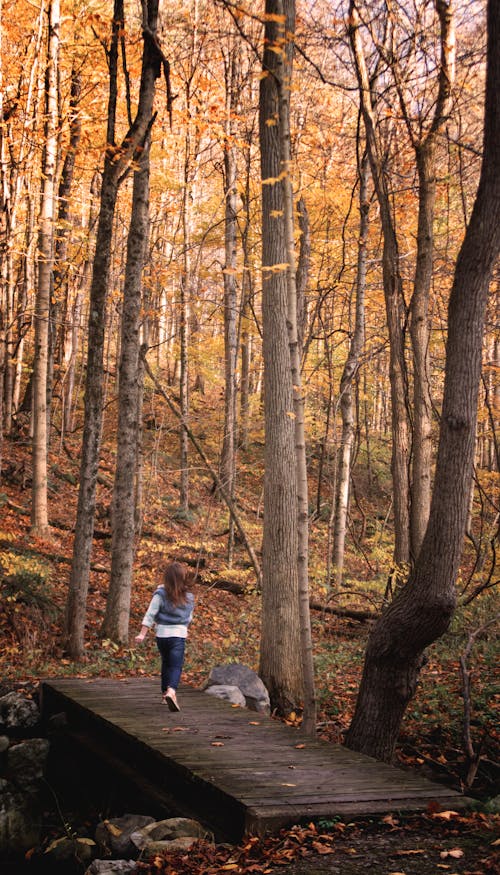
[333,150,369,586]
[408,0,455,560]
[63,171,99,434]
[49,64,82,428]
[64,0,162,659]
[259,0,303,716]
[102,2,160,645]
[345,0,500,761]
[349,1,411,565]
[103,129,153,644]
[220,35,239,563]
[31,0,60,537]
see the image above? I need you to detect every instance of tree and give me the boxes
[349,0,411,565]
[102,0,161,644]
[64,0,163,659]
[345,0,500,761]
[332,150,369,586]
[31,0,60,536]
[258,0,303,715]
[220,26,240,564]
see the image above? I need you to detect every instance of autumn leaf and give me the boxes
[396,849,425,855]
[103,820,122,837]
[432,811,460,821]
[311,841,334,854]
[440,848,464,859]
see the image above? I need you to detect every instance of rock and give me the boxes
[7,738,50,788]
[204,664,270,713]
[0,691,39,730]
[85,861,137,875]
[204,684,246,707]
[485,794,500,813]
[95,814,155,857]
[0,777,43,854]
[138,836,199,860]
[131,817,208,858]
[0,736,9,753]
[44,835,97,870]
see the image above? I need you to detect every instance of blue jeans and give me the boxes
[156,637,186,693]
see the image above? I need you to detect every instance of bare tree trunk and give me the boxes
[239,139,254,452]
[64,0,162,658]
[178,1,201,517]
[277,0,316,735]
[345,0,500,761]
[220,34,239,563]
[48,64,82,429]
[63,172,99,434]
[103,124,153,644]
[102,1,160,645]
[407,1,455,559]
[349,1,411,565]
[259,0,303,717]
[31,0,60,536]
[333,151,369,586]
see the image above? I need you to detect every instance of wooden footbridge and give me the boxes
[41,678,468,840]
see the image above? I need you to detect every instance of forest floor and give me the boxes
[0,421,499,874]
[134,813,500,875]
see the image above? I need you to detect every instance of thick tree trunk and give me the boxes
[31,0,60,537]
[345,0,500,761]
[259,0,303,717]
[278,1,316,735]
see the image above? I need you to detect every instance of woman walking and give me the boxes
[135,561,195,711]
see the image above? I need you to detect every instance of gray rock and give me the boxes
[85,860,137,875]
[205,664,270,713]
[131,817,208,857]
[7,738,49,788]
[0,736,9,753]
[95,814,155,857]
[0,692,39,729]
[0,778,43,854]
[204,684,246,707]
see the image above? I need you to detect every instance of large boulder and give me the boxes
[7,738,50,789]
[0,692,39,731]
[95,814,155,857]
[204,684,246,707]
[204,664,270,713]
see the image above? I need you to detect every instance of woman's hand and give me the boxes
[135,625,148,643]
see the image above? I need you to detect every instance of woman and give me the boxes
[135,561,195,711]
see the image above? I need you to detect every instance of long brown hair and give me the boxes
[162,561,191,606]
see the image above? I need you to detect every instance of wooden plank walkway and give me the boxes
[41,678,468,840]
